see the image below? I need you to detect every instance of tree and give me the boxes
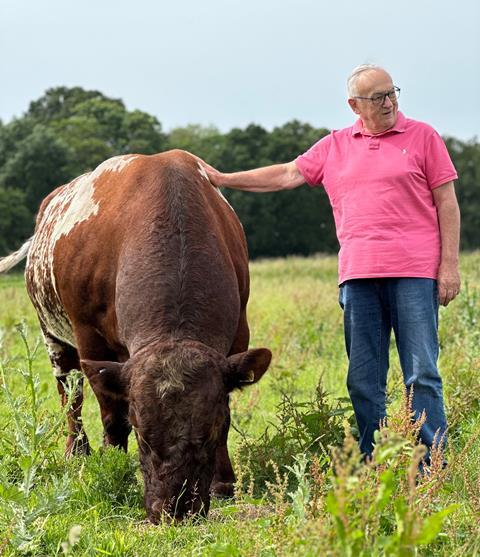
[0,187,33,255]
[444,136,480,251]
[265,120,329,163]
[167,124,224,164]
[50,97,167,176]
[0,125,71,214]
[26,86,111,123]
[123,110,166,154]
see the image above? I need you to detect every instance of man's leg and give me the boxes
[340,279,391,456]
[389,278,447,455]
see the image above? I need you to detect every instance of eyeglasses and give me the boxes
[354,86,401,106]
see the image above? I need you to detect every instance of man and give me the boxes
[202,64,460,459]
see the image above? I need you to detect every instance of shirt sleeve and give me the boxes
[295,133,332,186]
[425,131,458,189]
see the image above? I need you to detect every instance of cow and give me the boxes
[0,150,272,522]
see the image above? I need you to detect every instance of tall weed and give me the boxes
[321,388,458,556]
[234,381,352,493]
[0,324,79,553]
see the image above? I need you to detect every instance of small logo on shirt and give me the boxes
[402,149,408,155]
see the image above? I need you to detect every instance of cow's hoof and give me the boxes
[210,481,234,499]
[65,435,91,458]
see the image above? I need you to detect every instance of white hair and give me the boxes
[347,64,388,98]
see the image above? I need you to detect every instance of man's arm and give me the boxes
[201,160,306,192]
[432,181,461,306]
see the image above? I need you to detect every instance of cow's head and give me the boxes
[82,341,271,522]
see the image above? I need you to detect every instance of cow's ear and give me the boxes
[81,359,131,400]
[225,348,272,391]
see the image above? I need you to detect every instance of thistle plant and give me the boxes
[0,323,80,553]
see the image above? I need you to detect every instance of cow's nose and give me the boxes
[150,499,171,523]
[150,498,186,522]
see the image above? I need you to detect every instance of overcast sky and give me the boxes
[1,0,479,140]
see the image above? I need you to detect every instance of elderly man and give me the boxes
[203,64,461,460]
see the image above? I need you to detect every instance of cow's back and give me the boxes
[26,151,249,356]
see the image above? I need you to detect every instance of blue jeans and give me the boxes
[339,278,447,457]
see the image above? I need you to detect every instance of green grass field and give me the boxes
[1,254,479,556]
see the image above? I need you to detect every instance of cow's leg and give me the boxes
[43,333,91,457]
[211,310,250,498]
[75,327,132,451]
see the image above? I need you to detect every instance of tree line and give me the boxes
[0,87,478,259]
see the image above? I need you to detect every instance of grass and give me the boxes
[0,252,479,556]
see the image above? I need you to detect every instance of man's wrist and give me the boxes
[220,172,234,188]
[439,256,459,267]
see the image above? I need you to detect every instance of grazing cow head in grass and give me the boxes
[83,341,271,522]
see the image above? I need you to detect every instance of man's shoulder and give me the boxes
[333,122,357,136]
[402,114,438,136]
[324,125,355,145]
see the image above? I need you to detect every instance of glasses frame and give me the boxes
[354,86,401,106]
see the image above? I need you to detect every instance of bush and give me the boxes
[234,381,354,494]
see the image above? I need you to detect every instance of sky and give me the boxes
[1,0,479,141]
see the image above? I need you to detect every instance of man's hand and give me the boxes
[437,262,461,306]
[200,161,224,188]
[185,152,225,188]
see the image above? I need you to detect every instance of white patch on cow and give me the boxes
[214,188,235,212]
[197,162,209,181]
[27,155,139,347]
[43,334,67,377]
[48,155,139,249]
[196,162,236,213]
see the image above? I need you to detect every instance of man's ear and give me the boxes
[225,348,272,391]
[81,359,131,400]
[348,98,360,114]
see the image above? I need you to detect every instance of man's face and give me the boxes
[348,70,398,134]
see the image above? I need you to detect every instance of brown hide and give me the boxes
[24,150,271,521]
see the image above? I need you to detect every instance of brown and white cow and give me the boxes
[0,150,271,521]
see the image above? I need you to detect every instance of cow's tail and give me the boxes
[0,238,33,274]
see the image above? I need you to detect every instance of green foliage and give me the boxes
[0,324,80,553]
[0,188,33,254]
[26,86,109,123]
[444,136,480,251]
[67,447,141,510]
[166,124,224,163]
[324,421,459,557]
[285,454,311,523]
[0,125,72,213]
[234,383,352,493]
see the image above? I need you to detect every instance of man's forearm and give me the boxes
[437,196,460,265]
[433,182,461,305]
[207,161,305,192]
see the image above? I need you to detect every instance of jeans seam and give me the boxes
[376,318,382,431]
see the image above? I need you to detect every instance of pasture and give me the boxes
[0,253,479,556]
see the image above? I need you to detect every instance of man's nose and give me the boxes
[382,95,393,108]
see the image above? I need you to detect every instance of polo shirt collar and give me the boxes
[351,111,407,136]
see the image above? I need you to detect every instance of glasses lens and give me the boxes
[371,94,385,105]
[389,87,400,102]
[374,89,399,105]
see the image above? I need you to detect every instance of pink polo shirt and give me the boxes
[295,112,457,284]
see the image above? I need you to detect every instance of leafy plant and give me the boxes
[324,391,458,556]
[234,381,353,493]
[0,323,80,553]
